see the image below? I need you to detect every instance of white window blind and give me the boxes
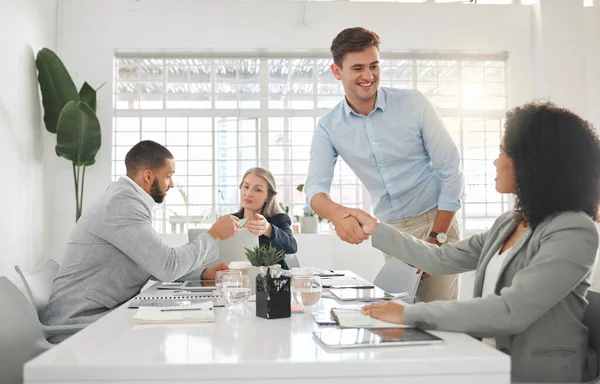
[113,53,508,236]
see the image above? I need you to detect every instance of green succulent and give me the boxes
[244,244,284,267]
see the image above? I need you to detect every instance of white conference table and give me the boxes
[24,271,510,384]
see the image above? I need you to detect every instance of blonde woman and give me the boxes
[233,167,297,269]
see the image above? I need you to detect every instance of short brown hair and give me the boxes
[125,140,174,175]
[330,27,381,67]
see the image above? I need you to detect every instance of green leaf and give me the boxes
[55,101,102,166]
[78,82,97,113]
[296,184,304,193]
[36,48,79,133]
[244,244,284,267]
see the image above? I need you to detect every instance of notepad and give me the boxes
[330,308,410,329]
[133,302,215,324]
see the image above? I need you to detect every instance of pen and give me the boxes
[160,307,213,312]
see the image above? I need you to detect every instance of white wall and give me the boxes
[0,0,57,284]
[532,0,589,119]
[585,5,600,131]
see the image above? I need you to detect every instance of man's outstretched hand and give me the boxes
[343,209,379,235]
[330,208,370,245]
[200,262,229,280]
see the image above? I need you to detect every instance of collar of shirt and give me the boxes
[121,175,156,211]
[342,87,387,117]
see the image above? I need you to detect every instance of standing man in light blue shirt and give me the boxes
[305,27,464,302]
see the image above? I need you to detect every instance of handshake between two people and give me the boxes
[207,213,270,242]
[330,208,380,245]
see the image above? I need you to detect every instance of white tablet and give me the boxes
[313,327,443,349]
[329,287,405,301]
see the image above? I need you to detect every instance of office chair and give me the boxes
[373,257,422,304]
[0,276,53,384]
[284,254,301,269]
[15,260,86,341]
[15,259,59,315]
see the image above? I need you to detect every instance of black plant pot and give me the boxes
[255,274,291,319]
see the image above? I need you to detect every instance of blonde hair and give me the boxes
[239,167,283,217]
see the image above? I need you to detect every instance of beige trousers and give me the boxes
[383,208,460,303]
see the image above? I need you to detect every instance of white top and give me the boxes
[481,247,511,297]
[24,271,510,384]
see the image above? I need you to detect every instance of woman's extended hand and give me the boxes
[245,213,271,237]
[361,301,407,325]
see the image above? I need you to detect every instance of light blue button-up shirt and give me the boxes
[305,87,464,222]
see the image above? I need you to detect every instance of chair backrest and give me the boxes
[14,259,60,316]
[373,258,422,304]
[0,277,53,384]
[584,289,600,382]
[285,254,301,269]
[189,228,258,267]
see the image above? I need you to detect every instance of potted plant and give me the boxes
[244,244,285,294]
[296,184,322,233]
[36,48,102,221]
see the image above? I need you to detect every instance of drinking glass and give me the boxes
[222,274,251,308]
[215,270,242,295]
[292,275,322,310]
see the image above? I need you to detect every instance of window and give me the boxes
[114,53,508,236]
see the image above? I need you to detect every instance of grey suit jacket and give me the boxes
[41,178,218,327]
[372,210,598,382]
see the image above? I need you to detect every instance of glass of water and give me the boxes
[292,275,322,310]
[215,270,242,296]
[222,274,251,308]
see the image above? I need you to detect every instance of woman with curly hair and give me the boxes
[348,101,600,382]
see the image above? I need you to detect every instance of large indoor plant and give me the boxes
[36,48,102,221]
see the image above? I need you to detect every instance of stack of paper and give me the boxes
[133,301,215,325]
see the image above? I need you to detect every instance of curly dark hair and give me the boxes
[503,101,600,229]
[330,27,380,68]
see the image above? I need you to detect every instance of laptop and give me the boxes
[188,227,258,267]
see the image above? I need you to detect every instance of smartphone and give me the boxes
[311,311,338,326]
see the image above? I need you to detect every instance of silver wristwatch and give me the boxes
[429,231,448,244]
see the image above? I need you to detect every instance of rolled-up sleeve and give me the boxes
[419,92,464,212]
[305,122,339,209]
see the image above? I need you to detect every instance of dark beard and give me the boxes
[150,179,165,203]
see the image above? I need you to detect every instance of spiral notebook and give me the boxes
[128,292,219,309]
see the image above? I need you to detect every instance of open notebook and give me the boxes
[330,308,410,329]
[128,291,219,308]
[133,301,215,324]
